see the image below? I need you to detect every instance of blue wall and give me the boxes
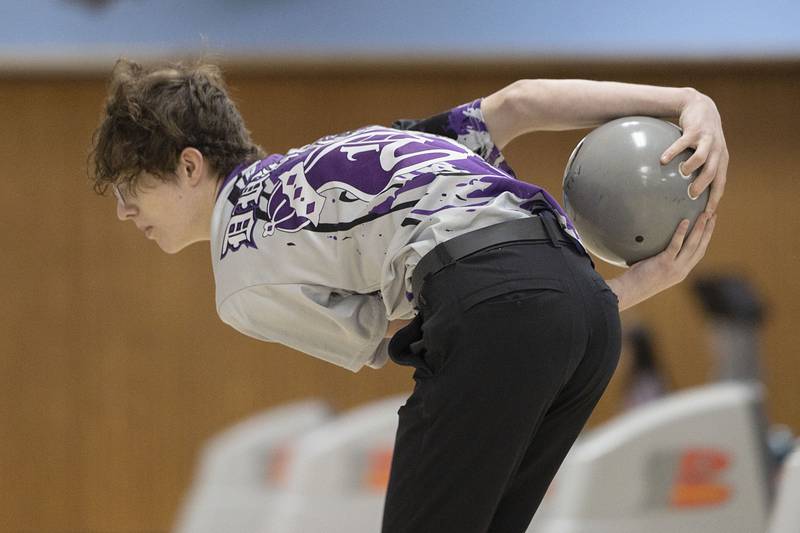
[1,0,798,59]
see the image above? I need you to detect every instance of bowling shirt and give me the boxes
[211,98,583,372]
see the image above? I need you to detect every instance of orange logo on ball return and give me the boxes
[670,448,732,507]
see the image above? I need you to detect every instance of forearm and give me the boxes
[604,250,696,313]
[605,275,657,312]
[483,79,699,149]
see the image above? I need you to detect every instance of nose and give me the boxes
[116,197,138,221]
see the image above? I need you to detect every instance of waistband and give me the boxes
[411,211,584,307]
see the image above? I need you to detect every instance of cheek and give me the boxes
[137,186,192,237]
[144,196,179,223]
[162,200,194,237]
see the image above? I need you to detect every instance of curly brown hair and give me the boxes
[89,58,266,195]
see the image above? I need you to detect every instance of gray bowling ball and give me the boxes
[562,116,709,268]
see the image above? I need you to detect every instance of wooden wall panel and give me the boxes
[0,60,797,531]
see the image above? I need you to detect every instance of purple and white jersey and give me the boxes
[211,98,582,371]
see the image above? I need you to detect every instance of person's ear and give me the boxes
[178,147,204,186]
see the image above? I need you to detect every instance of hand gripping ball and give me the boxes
[562,116,709,268]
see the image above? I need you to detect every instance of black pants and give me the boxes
[382,235,622,533]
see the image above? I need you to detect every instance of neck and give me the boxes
[194,173,224,244]
[213,174,225,202]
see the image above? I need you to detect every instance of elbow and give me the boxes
[504,79,538,114]
[483,79,540,148]
[503,79,549,133]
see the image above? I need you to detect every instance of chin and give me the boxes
[155,239,186,255]
[157,238,199,255]
[162,246,184,255]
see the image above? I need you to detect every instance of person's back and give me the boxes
[212,108,583,370]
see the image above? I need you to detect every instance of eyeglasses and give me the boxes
[112,183,128,206]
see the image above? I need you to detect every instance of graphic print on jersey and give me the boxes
[219,126,518,259]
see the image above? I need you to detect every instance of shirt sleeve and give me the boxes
[217,283,389,372]
[391,98,516,178]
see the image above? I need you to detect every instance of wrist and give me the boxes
[606,269,664,312]
[606,276,629,311]
[676,87,703,116]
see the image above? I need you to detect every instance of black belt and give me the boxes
[410,211,576,306]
